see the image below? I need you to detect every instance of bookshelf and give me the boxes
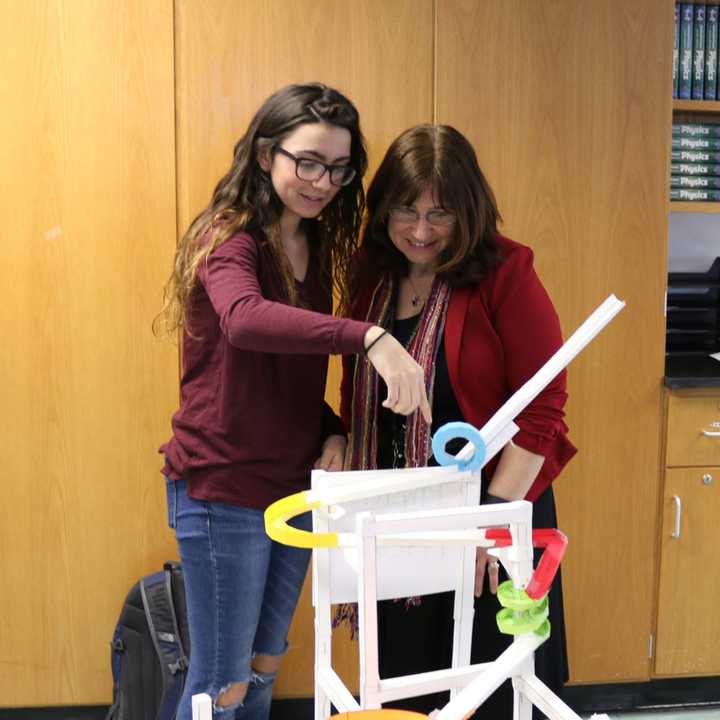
[673,99,720,111]
[671,200,720,211]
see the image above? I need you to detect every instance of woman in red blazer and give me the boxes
[340,124,576,719]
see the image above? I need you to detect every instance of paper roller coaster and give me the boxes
[193,295,624,720]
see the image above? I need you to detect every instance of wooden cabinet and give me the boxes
[666,393,720,466]
[662,43,720,679]
[436,0,672,684]
[655,391,720,676]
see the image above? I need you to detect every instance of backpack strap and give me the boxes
[140,565,189,720]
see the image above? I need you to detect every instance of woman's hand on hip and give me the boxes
[314,434,347,472]
[363,326,432,423]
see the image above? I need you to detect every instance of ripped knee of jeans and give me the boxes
[251,647,286,674]
[250,667,278,688]
[213,681,248,713]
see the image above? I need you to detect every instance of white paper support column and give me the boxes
[313,506,333,720]
[515,674,584,720]
[512,655,534,720]
[317,666,361,714]
[356,512,382,710]
[450,471,481,699]
[191,693,212,720]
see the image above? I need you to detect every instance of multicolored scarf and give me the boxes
[345,274,450,472]
[336,275,450,637]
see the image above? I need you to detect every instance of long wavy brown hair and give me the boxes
[155,83,367,336]
[349,124,501,304]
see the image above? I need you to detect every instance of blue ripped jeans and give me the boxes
[166,479,311,720]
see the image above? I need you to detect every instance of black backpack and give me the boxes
[105,561,190,720]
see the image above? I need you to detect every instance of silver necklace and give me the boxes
[408,275,432,308]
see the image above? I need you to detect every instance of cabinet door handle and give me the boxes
[702,429,720,437]
[671,495,682,539]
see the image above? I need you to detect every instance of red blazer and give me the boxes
[341,235,577,501]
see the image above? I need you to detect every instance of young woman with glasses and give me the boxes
[155,83,430,720]
[340,124,577,718]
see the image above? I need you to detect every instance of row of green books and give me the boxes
[670,123,720,200]
[670,188,720,200]
[673,135,720,149]
[671,175,720,187]
[674,3,720,100]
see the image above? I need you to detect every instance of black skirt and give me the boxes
[377,485,569,719]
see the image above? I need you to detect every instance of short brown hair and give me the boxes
[350,124,501,302]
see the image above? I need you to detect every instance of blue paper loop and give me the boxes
[431,421,486,471]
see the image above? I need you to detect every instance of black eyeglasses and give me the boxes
[274,146,356,187]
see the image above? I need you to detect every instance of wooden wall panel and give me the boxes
[0,0,177,705]
[175,0,434,232]
[0,0,676,706]
[436,0,673,682]
[174,0,434,698]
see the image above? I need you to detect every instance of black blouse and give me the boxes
[376,313,465,470]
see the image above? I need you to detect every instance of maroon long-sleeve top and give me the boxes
[160,231,372,509]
